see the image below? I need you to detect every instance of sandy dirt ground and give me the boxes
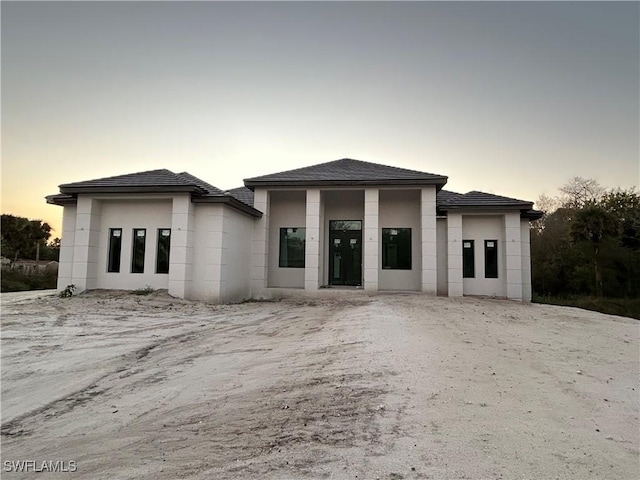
[1,290,638,479]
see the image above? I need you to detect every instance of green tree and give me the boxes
[1,214,52,261]
[569,205,620,298]
[532,182,640,300]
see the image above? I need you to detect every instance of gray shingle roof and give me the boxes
[244,158,447,189]
[51,169,262,217]
[49,164,541,220]
[59,169,206,194]
[439,190,534,208]
[226,186,254,207]
[437,190,542,219]
[436,190,465,205]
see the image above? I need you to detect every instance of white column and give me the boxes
[504,213,523,301]
[447,212,463,297]
[71,196,101,292]
[521,218,532,302]
[421,187,437,294]
[57,205,77,291]
[363,188,379,291]
[251,189,269,295]
[305,189,321,290]
[169,194,195,299]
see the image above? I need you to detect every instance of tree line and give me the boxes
[1,214,60,262]
[531,178,640,300]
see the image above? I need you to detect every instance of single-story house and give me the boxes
[46,158,542,303]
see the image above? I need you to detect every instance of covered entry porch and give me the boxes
[251,187,438,295]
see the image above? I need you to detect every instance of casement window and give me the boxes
[156,229,171,274]
[131,229,146,273]
[462,240,475,278]
[485,240,498,278]
[382,228,412,270]
[107,228,122,273]
[279,227,306,268]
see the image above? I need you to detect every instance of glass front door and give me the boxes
[328,220,362,286]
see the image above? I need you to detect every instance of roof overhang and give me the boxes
[191,196,263,217]
[438,204,532,212]
[436,204,544,221]
[59,185,206,195]
[46,194,77,206]
[47,191,262,217]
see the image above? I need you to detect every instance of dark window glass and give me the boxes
[279,228,306,268]
[382,228,411,270]
[131,229,146,273]
[156,229,171,274]
[107,228,122,273]
[485,240,498,278]
[329,220,362,231]
[463,240,475,278]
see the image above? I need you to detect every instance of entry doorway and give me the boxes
[328,220,362,286]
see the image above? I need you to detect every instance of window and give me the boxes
[463,240,475,278]
[107,228,122,273]
[131,229,146,273]
[156,229,171,274]
[279,228,305,268]
[382,228,411,270]
[485,240,498,278]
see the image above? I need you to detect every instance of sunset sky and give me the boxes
[2,1,638,237]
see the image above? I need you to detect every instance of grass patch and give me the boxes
[1,270,57,292]
[533,294,640,320]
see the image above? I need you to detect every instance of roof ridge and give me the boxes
[244,158,447,187]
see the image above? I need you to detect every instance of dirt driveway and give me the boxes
[1,290,638,479]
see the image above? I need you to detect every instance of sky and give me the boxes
[2,1,639,237]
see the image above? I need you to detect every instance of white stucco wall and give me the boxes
[168,195,196,299]
[521,218,532,302]
[57,205,77,291]
[447,213,463,297]
[268,190,306,288]
[71,196,103,291]
[461,215,506,297]
[220,206,254,303]
[363,188,379,291]
[378,189,421,291]
[305,189,322,291]
[96,199,173,291]
[420,187,438,294]
[436,217,448,296]
[251,189,269,296]
[191,204,224,302]
[504,213,523,301]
